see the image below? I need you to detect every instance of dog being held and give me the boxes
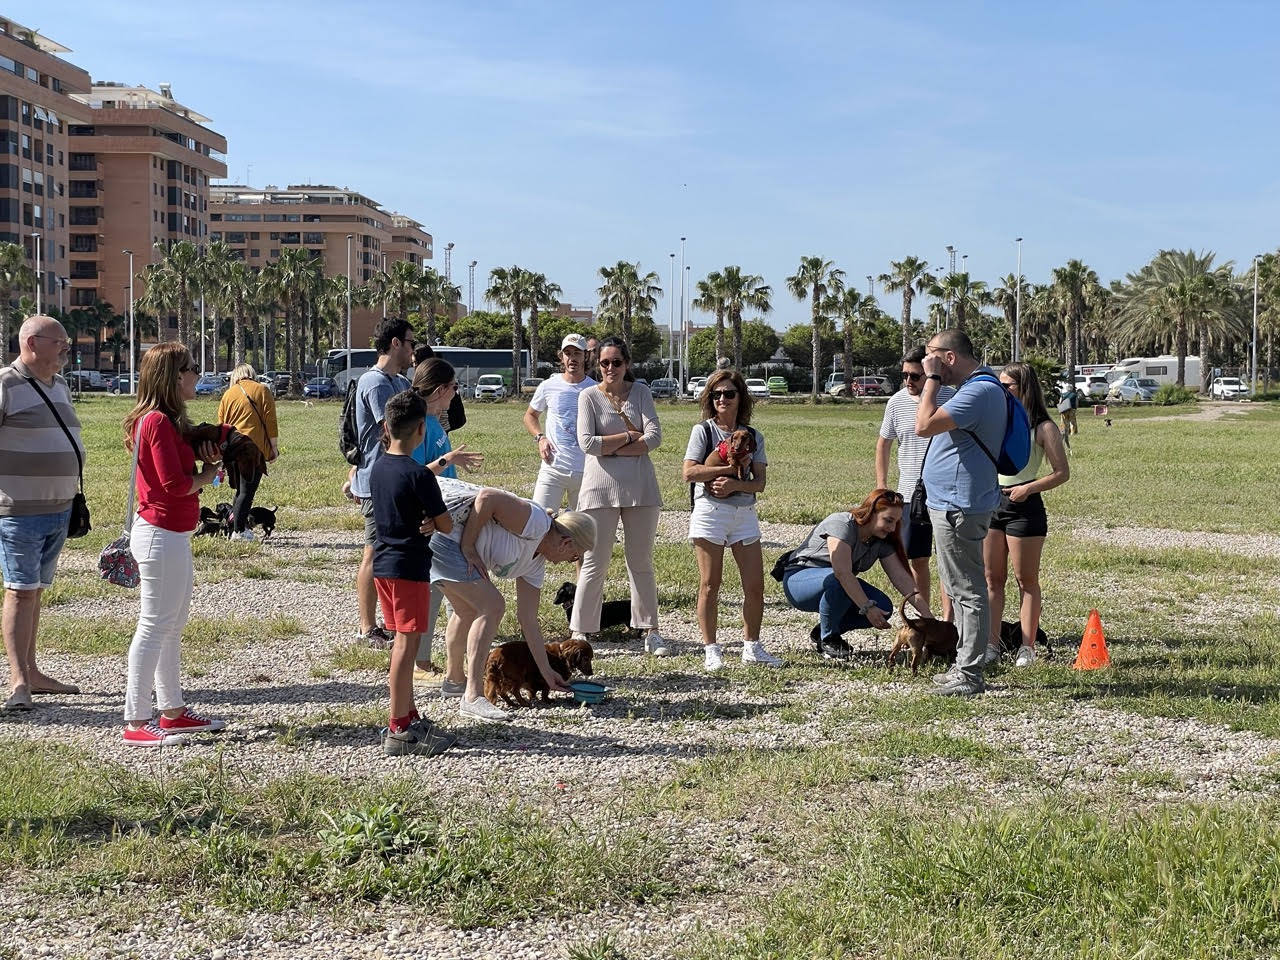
[887,593,958,675]
[483,637,594,708]
[551,581,634,636]
[703,427,757,481]
[182,423,267,491]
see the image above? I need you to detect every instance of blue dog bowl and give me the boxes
[569,680,608,705]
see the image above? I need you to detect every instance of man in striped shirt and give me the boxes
[0,315,82,711]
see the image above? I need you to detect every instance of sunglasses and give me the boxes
[901,372,923,382]
[710,389,738,400]
[599,358,625,368]
[877,491,905,507]
[179,364,193,373]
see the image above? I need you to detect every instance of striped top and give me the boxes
[0,359,84,516]
[878,385,955,494]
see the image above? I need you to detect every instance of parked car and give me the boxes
[824,373,847,395]
[474,374,507,401]
[263,370,292,395]
[745,378,770,399]
[67,370,108,391]
[108,374,137,395]
[519,377,544,396]
[1073,375,1110,399]
[1107,377,1160,403]
[194,373,225,397]
[851,376,892,397]
[650,377,679,398]
[302,377,339,399]
[1210,376,1248,400]
[686,377,708,398]
[766,376,788,396]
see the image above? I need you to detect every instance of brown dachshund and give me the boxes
[183,423,267,491]
[887,593,958,675]
[483,637,594,708]
[704,427,757,481]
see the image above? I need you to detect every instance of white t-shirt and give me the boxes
[530,374,596,475]
[446,497,554,587]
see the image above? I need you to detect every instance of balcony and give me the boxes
[68,154,96,171]
[69,261,98,280]
[68,180,100,198]
[69,209,98,226]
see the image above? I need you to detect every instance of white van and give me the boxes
[1107,356,1200,389]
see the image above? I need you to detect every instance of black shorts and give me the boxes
[989,489,1048,539]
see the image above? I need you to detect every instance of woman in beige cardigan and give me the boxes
[570,337,671,656]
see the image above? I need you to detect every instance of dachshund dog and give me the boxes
[194,502,277,540]
[887,593,958,675]
[483,637,594,708]
[704,427,757,481]
[551,581,635,636]
[182,423,267,491]
[194,506,225,538]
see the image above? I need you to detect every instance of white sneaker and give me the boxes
[644,631,673,657]
[570,631,589,643]
[741,641,782,667]
[703,643,725,673]
[230,529,255,542]
[1014,645,1037,668]
[458,695,509,722]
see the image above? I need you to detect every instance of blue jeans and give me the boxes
[781,565,891,640]
[0,509,71,590]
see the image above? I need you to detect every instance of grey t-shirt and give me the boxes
[351,366,409,499]
[788,512,895,572]
[684,419,767,507]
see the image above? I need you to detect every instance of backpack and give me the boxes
[688,420,758,507]
[963,373,1032,475]
[339,382,362,466]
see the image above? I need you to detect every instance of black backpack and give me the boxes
[339,381,362,466]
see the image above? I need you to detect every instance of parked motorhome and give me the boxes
[1106,356,1201,389]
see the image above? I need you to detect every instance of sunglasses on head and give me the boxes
[901,371,923,381]
[877,491,905,507]
[599,358,625,368]
[710,389,738,400]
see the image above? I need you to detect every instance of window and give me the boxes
[264,213,281,221]
[211,231,222,241]
[249,249,260,258]
[303,232,323,244]
[270,249,279,258]
[0,55,14,74]
[32,204,41,227]
[225,232,246,243]
[21,167,32,191]
[20,101,29,125]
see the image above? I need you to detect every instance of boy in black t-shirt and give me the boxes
[369,390,456,756]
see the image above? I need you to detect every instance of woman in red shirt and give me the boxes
[121,342,224,746]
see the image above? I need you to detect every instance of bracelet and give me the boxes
[925,374,942,382]
[534,433,544,442]
[858,602,873,616]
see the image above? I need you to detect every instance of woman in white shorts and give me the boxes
[682,369,780,672]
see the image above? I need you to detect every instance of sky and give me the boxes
[24,0,1280,330]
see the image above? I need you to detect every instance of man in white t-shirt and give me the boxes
[875,345,954,619]
[523,333,596,511]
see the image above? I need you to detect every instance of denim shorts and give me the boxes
[0,509,72,590]
[688,497,761,546]
[428,532,485,584]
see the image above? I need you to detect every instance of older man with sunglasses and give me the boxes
[876,346,954,621]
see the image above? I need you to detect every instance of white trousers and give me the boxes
[123,517,193,722]
[570,505,660,633]
[531,464,583,512]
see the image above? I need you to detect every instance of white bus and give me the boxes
[326,346,530,394]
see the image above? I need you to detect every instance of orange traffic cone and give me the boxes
[1073,609,1111,670]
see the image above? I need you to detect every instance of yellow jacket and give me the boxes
[217,378,278,458]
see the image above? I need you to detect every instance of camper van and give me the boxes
[1106,356,1201,389]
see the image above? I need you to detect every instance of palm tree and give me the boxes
[198,241,235,371]
[825,287,874,391]
[692,270,727,363]
[928,272,990,332]
[487,266,532,390]
[264,247,324,382]
[786,256,846,399]
[525,272,563,376]
[719,266,772,369]
[0,242,35,363]
[1050,260,1103,377]
[597,261,661,352]
[879,256,936,356]
[368,259,425,321]
[419,267,461,347]
[991,274,1030,363]
[213,259,264,367]
[141,240,202,347]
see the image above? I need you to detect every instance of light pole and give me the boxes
[684,265,691,377]
[444,242,454,282]
[961,253,968,276]
[57,277,65,315]
[668,252,675,379]
[1253,254,1261,396]
[1015,237,1023,362]
[32,232,41,314]
[678,237,686,384]
[866,275,874,297]
[380,253,387,318]
[199,294,206,374]
[468,260,477,313]
[345,234,353,381]
[944,244,955,324]
[123,249,136,395]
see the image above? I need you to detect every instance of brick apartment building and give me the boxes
[208,184,434,349]
[0,18,91,322]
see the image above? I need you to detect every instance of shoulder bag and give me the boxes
[98,415,150,588]
[24,377,90,538]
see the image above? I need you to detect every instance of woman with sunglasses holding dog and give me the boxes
[683,369,780,672]
[570,337,671,656]
[780,489,921,659]
[983,362,1069,668]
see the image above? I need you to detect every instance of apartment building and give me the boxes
[0,18,91,325]
[65,82,227,344]
[385,212,432,268]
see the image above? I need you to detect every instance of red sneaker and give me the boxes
[157,708,226,733]
[123,722,186,747]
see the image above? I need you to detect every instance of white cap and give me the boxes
[561,333,588,352]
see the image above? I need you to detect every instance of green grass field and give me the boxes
[5,393,1280,958]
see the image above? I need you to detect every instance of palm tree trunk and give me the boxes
[1198,323,1210,393]
[715,304,725,362]
[528,304,540,378]
[426,296,438,347]
[1068,312,1080,381]
[0,297,11,365]
[731,307,743,370]
[810,292,820,400]
[310,294,321,370]
[843,318,853,392]
[1175,316,1187,387]
[233,301,245,366]
[622,292,633,351]
[900,289,913,357]
[511,301,522,394]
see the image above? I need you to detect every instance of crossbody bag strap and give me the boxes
[688,419,715,507]
[125,412,153,532]
[237,383,270,437]
[597,384,642,434]
[24,377,83,492]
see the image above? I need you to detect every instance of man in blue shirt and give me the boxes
[916,329,1006,696]
[347,318,415,647]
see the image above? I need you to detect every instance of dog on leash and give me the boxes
[551,581,634,635]
[887,593,958,675]
[483,637,594,708]
[193,503,278,539]
[704,427,757,481]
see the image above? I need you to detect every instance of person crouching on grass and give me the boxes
[369,390,457,757]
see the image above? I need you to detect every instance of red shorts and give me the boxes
[374,577,431,634]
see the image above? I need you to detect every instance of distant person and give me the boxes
[121,342,226,745]
[524,333,596,512]
[916,329,1007,697]
[585,335,599,379]
[346,318,415,648]
[216,363,278,540]
[571,337,670,656]
[412,343,466,435]
[0,315,83,712]
[1058,379,1080,442]
[984,362,1069,667]
[368,389,456,756]
[682,369,780,671]
[876,346,954,621]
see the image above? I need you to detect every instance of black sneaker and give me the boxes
[360,625,394,650]
[809,624,823,652]
[382,719,457,757]
[820,636,853,661]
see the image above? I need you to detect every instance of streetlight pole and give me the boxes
[667,252,675,379]
[678,237,686,384]
[444,242,454,282]
[468,260,477,313]
[123,249,135,395]
[944,244,955,324]
[32,233,41,314]
[684,265,691,377]
[1015,237,1023,362]
[380,253,387,318]
[961,253,968,276]
[1253,255,1261,396]
[866,275,874,297]
[199,295,206,374]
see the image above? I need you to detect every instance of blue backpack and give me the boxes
[964,373,1032,475]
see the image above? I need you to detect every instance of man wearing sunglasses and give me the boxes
[876,346,954,621]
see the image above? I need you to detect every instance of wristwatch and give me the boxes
[858,602,873,616]
[437,456,448,470]
[925,374,942,382]
[534,433,544,442]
